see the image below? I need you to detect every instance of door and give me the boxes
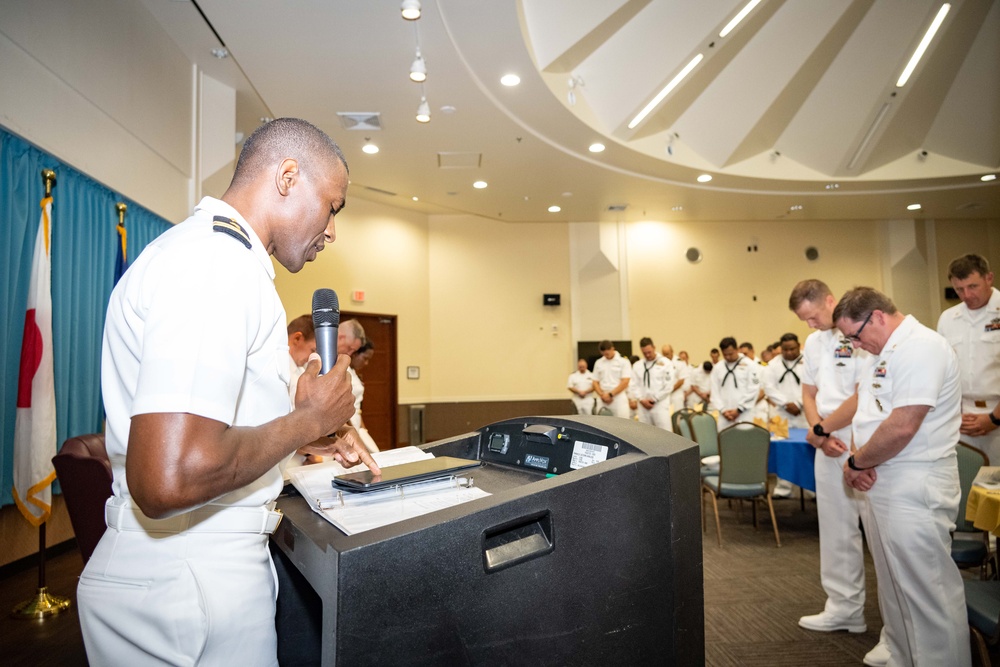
[341,312,398,450]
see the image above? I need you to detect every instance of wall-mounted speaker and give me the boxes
[543,294,561,306]
[805,246,819,261]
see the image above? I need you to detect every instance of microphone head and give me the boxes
[312,288,340,328]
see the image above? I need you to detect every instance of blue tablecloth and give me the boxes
[768,427,816,492]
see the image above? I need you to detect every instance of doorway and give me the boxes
[342,311,398,450]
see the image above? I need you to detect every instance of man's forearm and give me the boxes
[852,404,930,469]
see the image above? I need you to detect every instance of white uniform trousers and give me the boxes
[863,461,971,667]
[572,395,596,415]
[637,400,673,431]
[961,428,1000,467]
[814,426,868,621]
[79,520,279,666]
[598,392,630,419]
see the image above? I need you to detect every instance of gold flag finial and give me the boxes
[41,169,56,196]
[116,202,127,225]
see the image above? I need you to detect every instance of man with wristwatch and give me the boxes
[835,287,970,667]
[789,280,888,667]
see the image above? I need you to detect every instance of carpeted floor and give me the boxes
[0,495,991,666]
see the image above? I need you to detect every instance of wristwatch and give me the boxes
[847,455,867,471]
[991,412,1000,427]
[812,423,830,438]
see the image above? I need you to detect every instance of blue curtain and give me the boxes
[1,127,172,506]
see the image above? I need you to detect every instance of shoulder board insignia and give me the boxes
[213,215,252,249]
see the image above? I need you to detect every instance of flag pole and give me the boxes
[11,169,70,620]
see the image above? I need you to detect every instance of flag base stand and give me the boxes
[11,586,71,619]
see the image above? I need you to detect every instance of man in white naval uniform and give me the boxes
[937,254,1000,463]
[836,287,970,667]
[763,332,807,498]
[77,119,380,667]
[763,333,808,430]
[684,361,713,410]
[567,358,597,415]
[790,279,888,667]
[709,337,759,430]
[631,338,676,430]
[661,344,689,413]
[592,340,631,418]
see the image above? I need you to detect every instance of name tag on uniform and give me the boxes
[976,400,988,408]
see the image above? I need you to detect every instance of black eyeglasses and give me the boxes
[847,311,873,342]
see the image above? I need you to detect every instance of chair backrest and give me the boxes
[717,423,770,486]
[677,414,694,441]
[688,412,718,458]
[52,434,113,564]
[957,442,989,532]
[672,408,694,437]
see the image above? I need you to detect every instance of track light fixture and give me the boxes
[410,49,427,82]
[416,97,431,123]
[401,0,421,21]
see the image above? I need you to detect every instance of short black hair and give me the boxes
[719,337,737,351]
[639,336,654,348]
[779,332,798,344]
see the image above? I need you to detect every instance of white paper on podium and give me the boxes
[289,446,491,535]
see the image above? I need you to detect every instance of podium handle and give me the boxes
[482,511,553,573]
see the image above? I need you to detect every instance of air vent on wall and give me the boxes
[337,113,382,131]
[607,204,628,212]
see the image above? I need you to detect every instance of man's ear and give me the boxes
[290,331,304,344]
[276,158,299,196]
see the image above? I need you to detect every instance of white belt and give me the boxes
[105,498,282,535]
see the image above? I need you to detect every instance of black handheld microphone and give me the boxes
[312,288,340,375]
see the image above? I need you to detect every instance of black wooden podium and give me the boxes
[271,415,704,666]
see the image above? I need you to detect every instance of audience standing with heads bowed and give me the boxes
[76,118,379,667]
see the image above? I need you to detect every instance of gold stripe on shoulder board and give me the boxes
[213,215,252,249]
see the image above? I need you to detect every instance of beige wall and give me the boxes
[427,215,573,401]
[627,219,883,362]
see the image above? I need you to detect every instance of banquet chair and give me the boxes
[701,422,780,547]
[965,579,1000,667]
[953,442,991,579]
[51,433,113,564]
[671,408,694,436]
[688,411,719,478]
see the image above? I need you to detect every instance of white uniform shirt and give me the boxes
[567,370,595,395]
[684,366,713,408]
[670,359,689,409]
[763,355,807,427]
[937,287,1000,412]
[854,315,961,464]
[801,328,865,419]
[348,366,364,428]
[629,355,675,403]
[709,354,759,414]
[102,196,289,510]
[593,352,631,392]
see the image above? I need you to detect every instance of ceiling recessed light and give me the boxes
[628,54,703,129]
[548,205,561,213]
[825,183,840,190]
[697,174,713,183]
[362,143,379,155]
[982,174,997,182]
[500,74,520,87]
[790,205,803,211]
[672,206,684,212]
[589,143,605,153]
[411,196,419,201]
[907,203,922,211]
[473,180,487,189]
[211,47,229,59]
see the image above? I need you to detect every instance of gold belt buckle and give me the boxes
[976,400,988,408]
[271,508,283,534]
